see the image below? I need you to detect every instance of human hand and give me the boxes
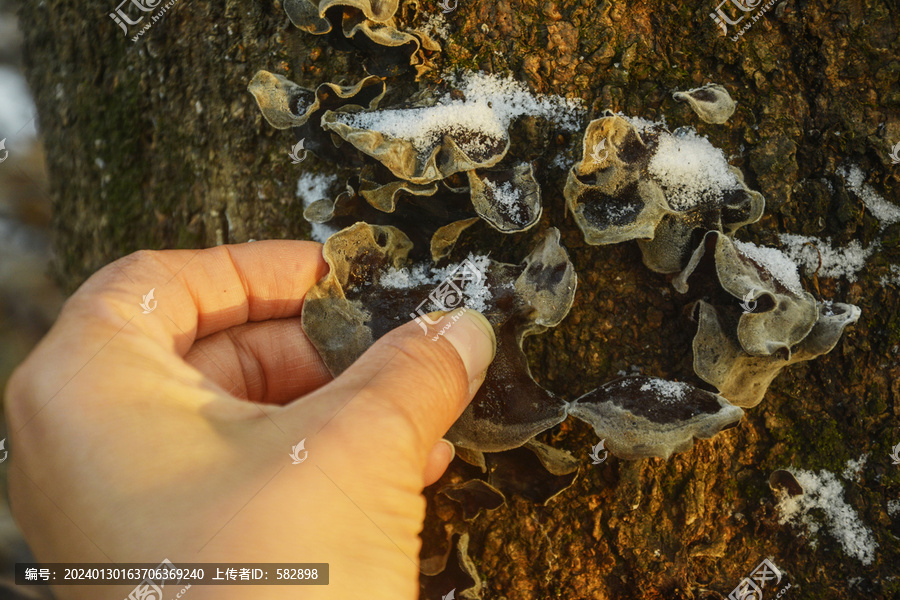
[4,241,496,600]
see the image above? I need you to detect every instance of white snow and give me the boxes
[638,378,689,404]
[550,152,573,171]
[296,172,339,244]
[598,202,640,224]
[379,262,432,289]
[841,454,868,482]
[380,254,493,312]
[647,127,741,211]
[616,365,643,377]
[483,179,524,221]
[838,164,900,228]
[778,234,876,283]
[334,71,585,154]
[732,239,804,296]
[626,114,665,134]
[775,469,878,565]
[888,499,900,517]
[880,264,900,287]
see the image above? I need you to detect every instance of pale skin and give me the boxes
[3,241,497,599]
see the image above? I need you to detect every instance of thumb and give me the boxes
[303,308,496,466]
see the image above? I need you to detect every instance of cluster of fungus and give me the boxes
[250,1,860,596]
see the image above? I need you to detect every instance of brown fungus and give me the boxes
[248,72,385,164]
[522,438,581,476]
[672,84,737,125]
[564,114,764,273]
[567,377,744,460]
[358,163,440,213]
[675,232,860,407]
[691,299,861,408]
[467,163,543,233]
[321,104,511,185]
[769,469,804,497]
[439,479,506,521]
[484,442,579,505]
[283,0,438,77]
[301,223,577,452]
[419,533,482,600]
[301,224,749,459]
[247,71,318,130]
[674,230,819,357]
[301,172,479,262]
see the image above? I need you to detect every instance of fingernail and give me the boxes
[442,309,496,383]
[437,438,455,463]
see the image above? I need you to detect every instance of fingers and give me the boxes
[183,318,332,404]
[72,241,329,356]
[286,309,496,466]
[6,241,329,426]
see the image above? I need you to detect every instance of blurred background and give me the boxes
[0,0,65,596]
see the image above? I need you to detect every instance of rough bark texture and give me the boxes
[18,0,900,598]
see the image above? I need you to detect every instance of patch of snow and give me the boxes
[380,254,493,313]
[483,179,523,220]
[638,378,690,404]
[335,71,585,154]
[732,239,804,296]
[775,469,878,565]
[550,153,573,171]
[880,264,900,288]
[778,233,876,283]
[597,201,640,224]
[838,164,900,228]
[841,454,868,482]
[379,263,431,289]
[647,127,741,211]
[616,365,643,377]
[887,499,900,517]
[296,172,339,244]
[626,114,664,134]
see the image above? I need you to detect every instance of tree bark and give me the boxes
[18,0,900,598]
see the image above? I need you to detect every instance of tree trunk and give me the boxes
[18,0,900,598]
